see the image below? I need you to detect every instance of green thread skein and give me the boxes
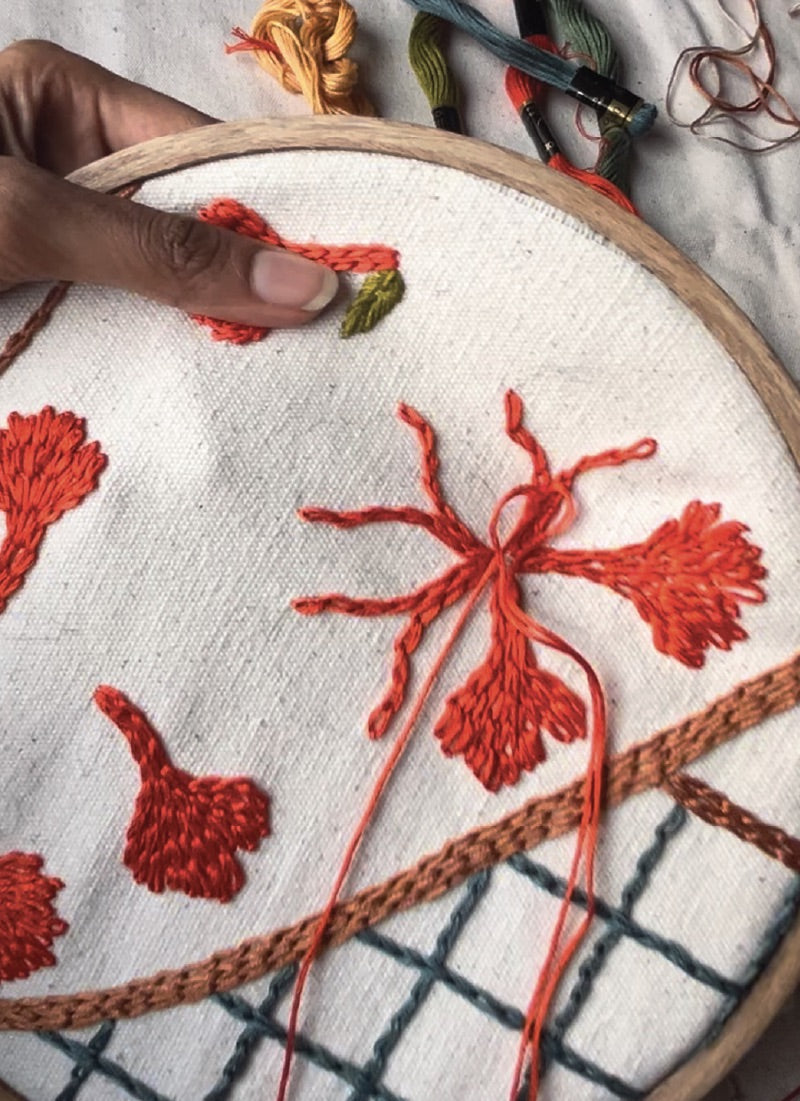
[546,0,631,193]
[408,12,464,133]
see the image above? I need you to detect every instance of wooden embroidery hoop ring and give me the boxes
[1,118,799,1101]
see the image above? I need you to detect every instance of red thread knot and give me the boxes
[293,390,765,789]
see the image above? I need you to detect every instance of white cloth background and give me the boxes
[0,2,798,1100]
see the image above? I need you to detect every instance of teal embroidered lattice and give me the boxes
[15,801,799,1101]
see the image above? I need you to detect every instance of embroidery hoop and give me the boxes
[1,117,799,1101]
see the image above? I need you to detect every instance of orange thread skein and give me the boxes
[227,0,375,115]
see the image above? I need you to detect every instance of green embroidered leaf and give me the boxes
[340,268,405,339]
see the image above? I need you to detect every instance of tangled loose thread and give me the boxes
[666,0,800,152]
[227,0,375,115]
[402,0,656,135]
[407,0,638,213]
[503,0,637,213]
[277,391,765,1101]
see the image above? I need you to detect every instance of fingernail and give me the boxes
[251,250,339,312]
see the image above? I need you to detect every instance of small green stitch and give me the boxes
[340,269,406,339]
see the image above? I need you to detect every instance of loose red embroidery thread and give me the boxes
[276,391,766,1100]
[0,853,68,982]
[0,408,106,613]
[193,198,402,343]
[293,392,766,789]
[94,687,270,903]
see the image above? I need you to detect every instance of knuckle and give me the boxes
[0,39,66,71]
[147,214,228,300]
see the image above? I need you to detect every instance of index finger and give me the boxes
[0,40,216,173]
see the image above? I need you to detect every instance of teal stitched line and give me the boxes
[205,966,297,1100]
[508,852,742,996]
[54,1021,116,1101]
[550,806,688,1046]
[358,925,640,1099]
[694,873,800,1054]
[214,991,409,1101]
[39,1031,172,1101]
[348,869,492,1101]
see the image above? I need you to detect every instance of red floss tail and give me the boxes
[503,586,607,1101]
[548,152,640,215]
[483,485,607,1101]
[275,560,499,1101]
[225,26,281,57]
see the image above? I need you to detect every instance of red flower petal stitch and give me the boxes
[94,687,270,902]
[192,198,404,343]
[293,391,766,791]
[0,407,105,613]
[0,852,68,981]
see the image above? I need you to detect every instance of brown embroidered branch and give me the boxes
[0,284,70,380]
[664,772,800,872]
[0,185,139,381]
[0,651,796,1032]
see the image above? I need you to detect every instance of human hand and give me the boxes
[0,41,338,326]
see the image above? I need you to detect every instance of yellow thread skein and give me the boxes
[246,0,375,115]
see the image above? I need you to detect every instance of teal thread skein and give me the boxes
[545,0,632,191]
[547,0,618,79]
[401,0,657,135]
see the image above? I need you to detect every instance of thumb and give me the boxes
[0,157,339,326]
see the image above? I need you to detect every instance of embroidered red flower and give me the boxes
[293,392,766,790]
[192,198,404,342]
[0,852,68,981]
[94,687,270,902]
[0,407,106,613]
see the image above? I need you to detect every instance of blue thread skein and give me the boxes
[400,0,657,135]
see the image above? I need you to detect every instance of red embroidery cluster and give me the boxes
[0,407,105,980]
[95,687,271,902]
[0,407,105,613]
[294,391,766,790]
[0,853,67,982]
[193,198,400,344]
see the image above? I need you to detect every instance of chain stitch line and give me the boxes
[664,773,800,872]
[192,198,404,343]
[1,651,797,1031]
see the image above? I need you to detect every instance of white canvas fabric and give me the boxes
[0,149,797,1101]
[0,0,799,1097]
